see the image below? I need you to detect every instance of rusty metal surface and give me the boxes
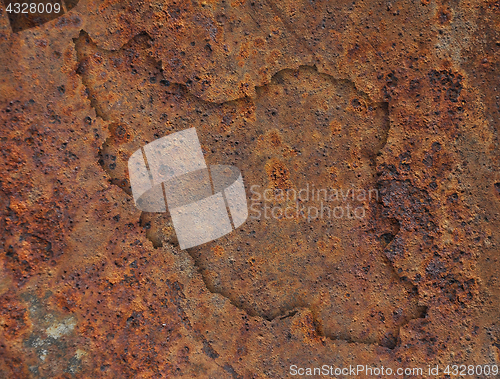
[0,0,499,378]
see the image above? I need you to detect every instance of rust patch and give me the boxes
[0,0,499,375]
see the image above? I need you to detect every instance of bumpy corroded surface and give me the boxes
[0,0,499,378]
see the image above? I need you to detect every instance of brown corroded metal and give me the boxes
[0,0,499,377]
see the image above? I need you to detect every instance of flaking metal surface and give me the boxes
[0,0,499,378]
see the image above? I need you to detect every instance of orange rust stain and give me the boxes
[253,38,265,48]
[212,245,225,258]
[329,119,343,135]
[265,159,292,190]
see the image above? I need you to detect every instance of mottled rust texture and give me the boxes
[0,0,499,378]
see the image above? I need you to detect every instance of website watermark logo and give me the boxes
[249,184,379,222]
[128,128,248,249]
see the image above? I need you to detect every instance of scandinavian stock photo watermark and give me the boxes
[128,128,248,250]
[127,128,380,248]
[248,184,379,222]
